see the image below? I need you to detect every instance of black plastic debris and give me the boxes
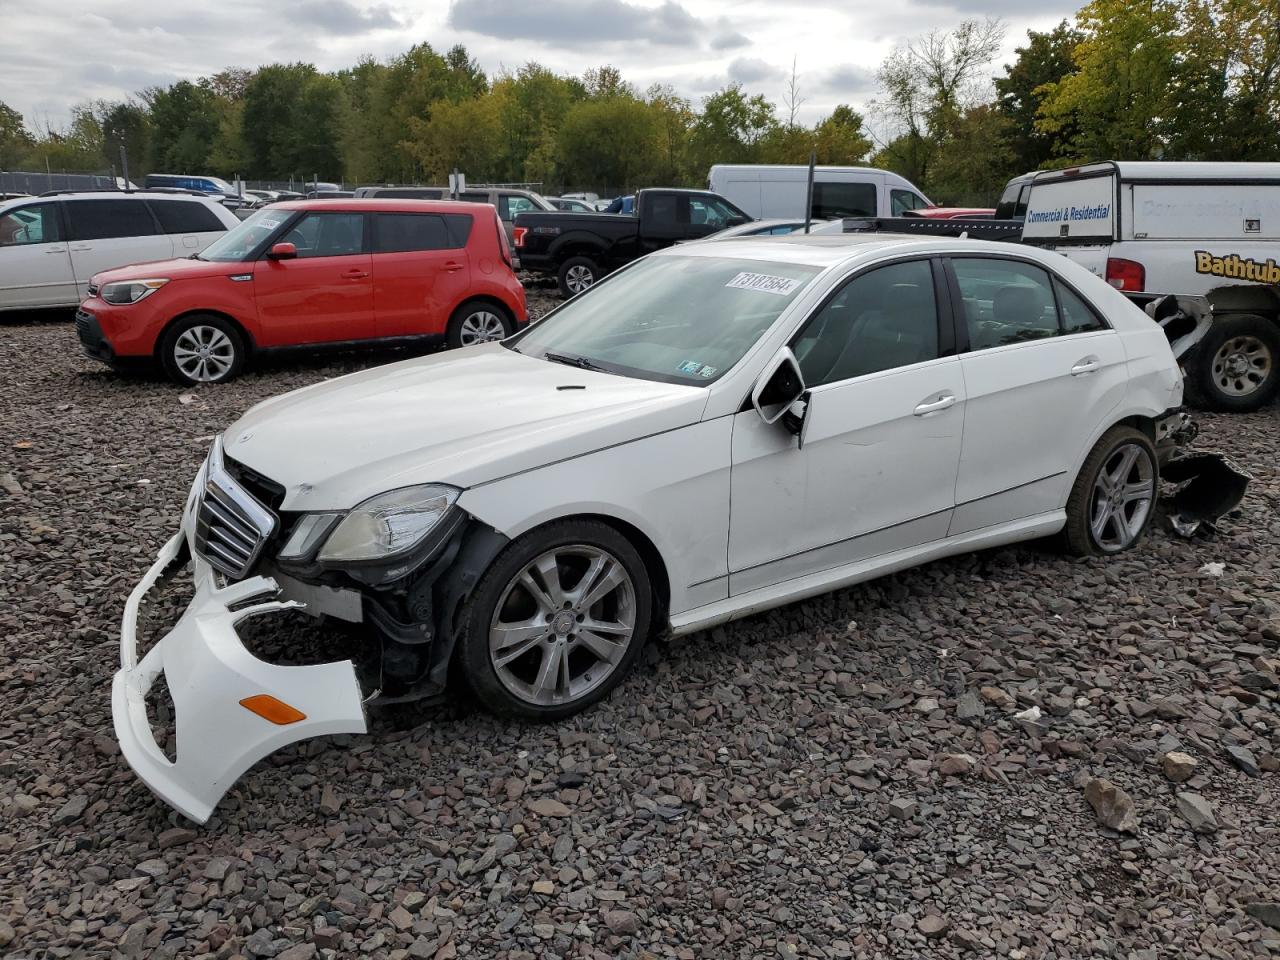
[1162,452,1251,537]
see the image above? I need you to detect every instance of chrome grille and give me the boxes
[193,437,278,580]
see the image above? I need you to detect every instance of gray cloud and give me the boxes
[815,64,878,98]
[727,57,784,84]
[710,29,751,51]
[286,0,402,31]
[448,0,709,47]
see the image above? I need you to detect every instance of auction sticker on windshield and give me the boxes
[726,272,802,296]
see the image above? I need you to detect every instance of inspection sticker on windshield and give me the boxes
[726,272,801,296]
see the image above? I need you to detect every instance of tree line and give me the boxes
[1,0,1276,204]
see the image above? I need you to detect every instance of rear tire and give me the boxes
[159,314,246,386]
[1186,314,1279,412]
[446,300,514,349]
[557,256,600,299]
[456,519,653,720]
[1062,426,1158,556]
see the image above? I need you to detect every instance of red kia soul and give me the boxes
[76,199,528,385]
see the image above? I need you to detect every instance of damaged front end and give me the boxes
[112,437,507,823]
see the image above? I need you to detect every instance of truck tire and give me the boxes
[557,256,600,299]
[1186,313,1280,412]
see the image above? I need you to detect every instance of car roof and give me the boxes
[1037,161,1280,182]
[659,232,1078,270]
[264,198,499,214]
[0,191,221,213]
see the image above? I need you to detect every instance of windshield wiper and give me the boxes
[542,351,607,372]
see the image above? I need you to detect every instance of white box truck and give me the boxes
[1022,161,1280,411]
[707,165,932,222]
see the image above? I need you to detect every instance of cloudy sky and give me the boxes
[6,0,1080,135]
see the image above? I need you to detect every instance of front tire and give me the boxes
[1062,426,1158,556]
[456,520,653,720]
[447,301,515,349]
[1186,314,1279,412]
[159,314,246,386]
[557,256,599,299]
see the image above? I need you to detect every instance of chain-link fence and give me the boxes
[1,169,120,195]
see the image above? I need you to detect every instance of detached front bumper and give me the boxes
[113,526,368,824]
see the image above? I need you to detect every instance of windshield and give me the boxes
[511,255,821,385]
[197,208,292,262]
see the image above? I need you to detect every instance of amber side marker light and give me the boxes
[239,695,307,725]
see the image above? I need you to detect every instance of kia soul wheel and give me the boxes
[458,520,652,719]
[448,301,514,348]
[160,315,247,386]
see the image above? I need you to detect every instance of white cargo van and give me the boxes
[1022,161,1280,411]
[707,165,931,222]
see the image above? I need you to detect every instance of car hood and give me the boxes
[224,344,710,511]
[91,256,241,287]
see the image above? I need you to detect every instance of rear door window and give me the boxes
[147,200,226,234]
[811,182,876,219]
[66,199,159,240]
[951,258,1060,350]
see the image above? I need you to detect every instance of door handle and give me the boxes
[913,393,957,416]
[1071,356,1101,376]
[46,246,67,253]
[341,270,369,280]
[70,244,91,252]
[443,261,464,272]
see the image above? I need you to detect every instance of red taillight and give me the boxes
[1105,257,1145,292]
[496,216,513,270]
[513,226,527,249]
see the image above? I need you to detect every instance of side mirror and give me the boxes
[727,216,749,227]
[267,242,297,260]
[752,347,806,426]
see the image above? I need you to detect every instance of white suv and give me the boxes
[0,191,238,311]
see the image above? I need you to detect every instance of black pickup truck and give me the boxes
[514,188,752,297]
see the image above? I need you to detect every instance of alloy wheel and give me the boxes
[1088,442,1155,552]
[1211,334,1272,398]
[458,310,508,345]
[488,545,636,707]
[565,265,594,295]
[173,325,236,382]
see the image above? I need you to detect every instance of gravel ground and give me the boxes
[1,298,1278,960]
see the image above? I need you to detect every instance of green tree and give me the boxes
[645,84,693,184]
[0,101,35,168]
[687,84,777,175]
[995,21,1082,172]
[928,104,1015,204]
[242,64,346,179]
[557,95,660,189]
[146,80,219,172]
[874,18,1004,190]
[1036,0,1184,161]
[813,105,872,164]
[100,101,151,178]
[405,95,502,182]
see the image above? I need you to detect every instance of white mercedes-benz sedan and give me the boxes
[115,234,1195,821]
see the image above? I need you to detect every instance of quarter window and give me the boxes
[951,258,1059,350]
[793,259,940,386]
[67,199,159,240]
[0,203,62,246]
[1056,280,1107,333]
[279,212,365,258]
[147,200,226,234]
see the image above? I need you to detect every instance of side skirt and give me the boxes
[668,511,1066,637]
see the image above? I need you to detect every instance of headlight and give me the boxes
[100,278,170,305]
[316,485,460,562]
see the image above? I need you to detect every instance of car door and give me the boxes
[371,211,473,338]
[637,193,683,255]
[0,201,76,308]
[251,210,374,346]
[946,255,1129,535]
[64,198,174,298]
[728,257,966,595]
